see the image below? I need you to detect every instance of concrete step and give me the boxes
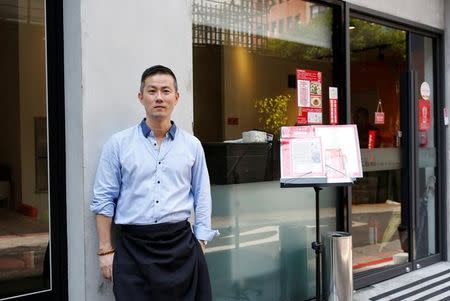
[354,262,450,301]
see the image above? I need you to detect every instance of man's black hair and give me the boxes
[140,65,178,92]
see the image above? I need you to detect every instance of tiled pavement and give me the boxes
[354,261,450,301]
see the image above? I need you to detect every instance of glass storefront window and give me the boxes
[0,0,51,298]
[193,1,336,299]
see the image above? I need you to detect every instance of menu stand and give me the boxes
[281,182,352,301]
[280,124,362,300]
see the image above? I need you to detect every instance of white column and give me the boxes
[63,0,86,300]
[64,0,194,300]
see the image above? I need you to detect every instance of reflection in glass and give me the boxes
[0,0,51,298]
[193,1,335,299]
[350,18,407,273]
[410,34,437,260]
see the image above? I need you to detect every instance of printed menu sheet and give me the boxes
[280,125,362,185]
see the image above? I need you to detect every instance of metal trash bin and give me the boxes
[322,231,353,301]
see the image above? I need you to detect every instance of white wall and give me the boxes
[345,0,445,29]
[64,0,193,300]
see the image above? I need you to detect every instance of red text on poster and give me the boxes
[329,87,338,125]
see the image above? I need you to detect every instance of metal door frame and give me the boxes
[344,3,445,289]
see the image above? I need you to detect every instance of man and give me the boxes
[91,65,218,300]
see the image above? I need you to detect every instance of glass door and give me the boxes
[409,33,439,264]
[349,15,441,288]
[349,18,408,275]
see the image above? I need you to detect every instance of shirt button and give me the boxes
[154,220,157,223]
[157,180,160,184]
[156,200,159,204]
[153,143,156,146]
[158,161,161,164]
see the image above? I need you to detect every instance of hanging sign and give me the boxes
[296,69,322,125]
[374,99,385,125]
[329,87,338,125]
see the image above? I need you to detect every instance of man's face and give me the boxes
[138,74,179,122]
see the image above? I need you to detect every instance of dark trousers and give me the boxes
[113,220,212,301]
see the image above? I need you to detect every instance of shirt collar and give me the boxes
[140,119,177,140]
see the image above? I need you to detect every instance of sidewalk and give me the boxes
[354,261,450,301]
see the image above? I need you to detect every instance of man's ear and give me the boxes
[138,91,143,103]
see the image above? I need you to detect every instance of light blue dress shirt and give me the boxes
[90,119,219,241]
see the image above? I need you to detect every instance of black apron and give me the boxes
[113,220,212,301]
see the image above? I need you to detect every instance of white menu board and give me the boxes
[313,125,363,179]
[280,125,362,185]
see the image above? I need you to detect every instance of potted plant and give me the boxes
[254,94,291,137]
[254,94,291,180]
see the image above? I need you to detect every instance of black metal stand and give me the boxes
[312,186,323,301]
[280,183,324,301]
[280,183,348,301]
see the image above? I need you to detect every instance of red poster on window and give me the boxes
[296,69,322,125]
[418,99,431,131]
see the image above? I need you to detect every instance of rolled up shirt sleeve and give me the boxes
[90,137,121,218]
[191,141,219,242]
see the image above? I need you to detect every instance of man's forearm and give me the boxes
[96,214,113,251]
